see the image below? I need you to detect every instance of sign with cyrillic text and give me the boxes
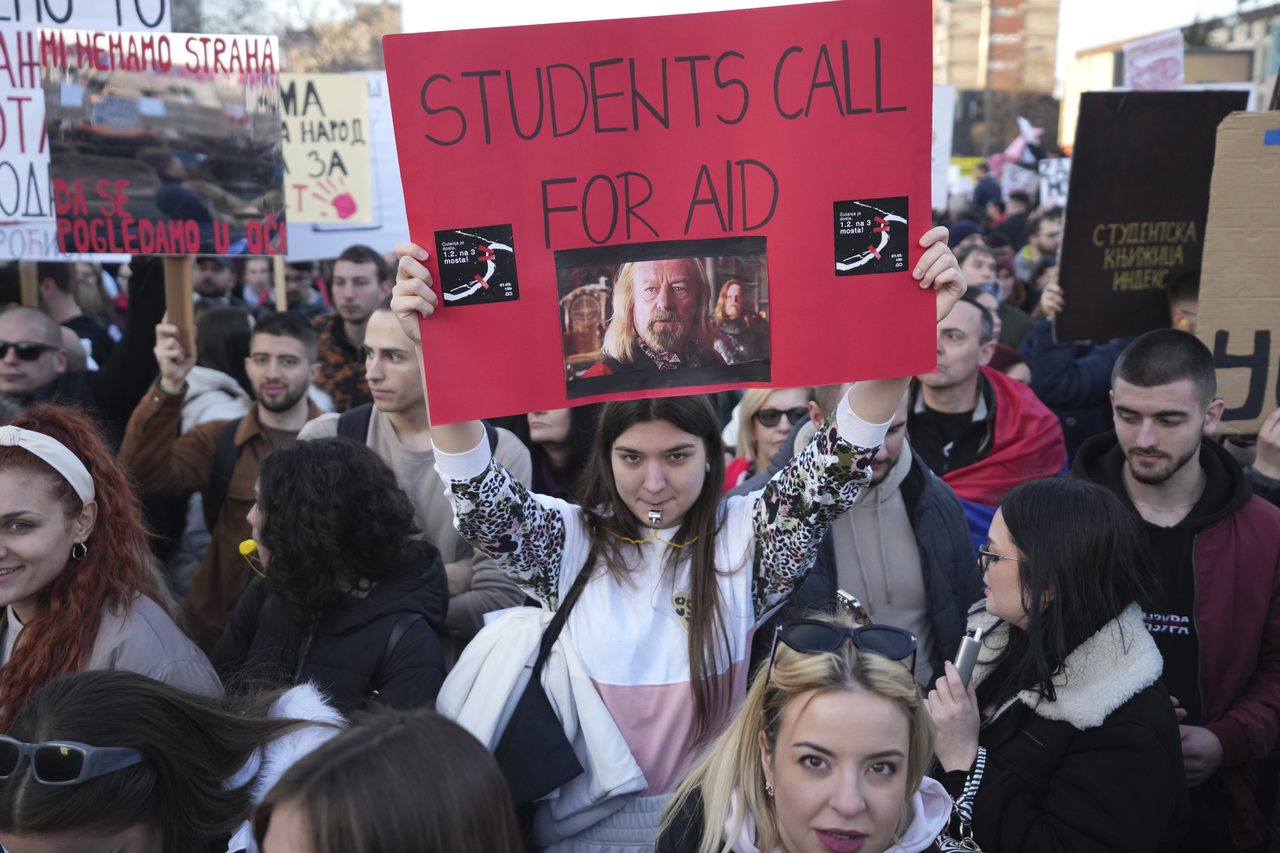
[281,72,371,224]
[1056,91,1247,343]
[0,2,170,259]
[384,0,932,423]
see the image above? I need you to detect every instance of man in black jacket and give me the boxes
[732,385,982,684]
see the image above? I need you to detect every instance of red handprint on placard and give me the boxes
[311,178,358,220]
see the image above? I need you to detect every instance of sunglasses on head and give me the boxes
[0,734,147,786]
[754,407,808,428]
[765,619,917,685]
[0,341,58,361]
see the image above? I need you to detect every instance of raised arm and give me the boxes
[392,243,580,608]
[749,226,966,616]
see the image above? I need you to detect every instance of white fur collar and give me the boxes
[224,684,345,852]
[970,602,1162,730]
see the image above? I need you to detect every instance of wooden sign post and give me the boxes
[18,262,38,307]
[162,256,196,356]
[272,256,287,314]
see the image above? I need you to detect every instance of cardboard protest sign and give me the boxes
[280,73,371,224]
[0,3,170,259]
[1038,156,1069,208]
[1124,30,1185,92]
[1197,111,1280,435]
[287,72,408,261]
[384,0,932,424]
[40,30,285,256]
[1055,91,1247,343]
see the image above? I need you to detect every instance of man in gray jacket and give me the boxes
[732,385,981,684]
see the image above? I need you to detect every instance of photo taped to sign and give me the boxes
[559,236,770,400]
[833,196,907,276]
[41,29,284,256]
[435,223,519,306]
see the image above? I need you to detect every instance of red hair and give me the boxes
[0,404,154,730]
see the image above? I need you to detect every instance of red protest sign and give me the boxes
[384,0,932,424]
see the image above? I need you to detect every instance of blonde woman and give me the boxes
[725,387,816,490]
[658,612,950,853]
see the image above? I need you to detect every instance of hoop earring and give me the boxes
[70,542,88,561]
[764,780,775,797]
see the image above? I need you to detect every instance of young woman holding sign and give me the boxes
[390,227,965,849]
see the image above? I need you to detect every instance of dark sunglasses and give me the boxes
[765,619,917,685]
[0,734,147,786]
[754,407,808,428]
[0,341,58,361]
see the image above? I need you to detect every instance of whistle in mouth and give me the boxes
[648,506,663,526]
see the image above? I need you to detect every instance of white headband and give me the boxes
[0,425,95,503]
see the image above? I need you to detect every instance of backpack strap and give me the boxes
[337,403,375,441]
[369,612,426,700]
[205,417,244,531]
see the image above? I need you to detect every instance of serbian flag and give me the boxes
[945,367,1068,547]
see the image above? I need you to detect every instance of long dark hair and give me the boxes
[257,438,425,633]
[579,395,728,740]
[0,404,155,731]
[0,670,329,853]
[253,706,522,853]
[975,478,1157,709]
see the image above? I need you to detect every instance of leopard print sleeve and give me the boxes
[750,416,878,619]
[446,456,570,608]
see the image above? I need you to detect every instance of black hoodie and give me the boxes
[1073,432,1251,726]
[211,541,449,715]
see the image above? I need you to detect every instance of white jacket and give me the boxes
[438,606,648,844]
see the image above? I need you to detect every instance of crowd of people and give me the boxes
[0,173,1277,853]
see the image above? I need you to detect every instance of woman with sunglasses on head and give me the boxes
[927,477,1189,851]
[392,229,965,848]
[657,611,950,853]
[0,669,342,853]
[725,388,815,491]
[253,706,522,853]
[0,404,220,732]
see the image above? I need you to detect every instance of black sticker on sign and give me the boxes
[833,197,908,277]
[434,225,519,306]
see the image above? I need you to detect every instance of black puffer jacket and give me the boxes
[211,542,448,714]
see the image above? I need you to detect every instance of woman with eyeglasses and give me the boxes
[0,669,342,853]
[725,388,815,491]
[656,611,950,853]
[252,706,522,853]
[0,404,221,732]
[392,228,966,848]
[926,477,1189,851]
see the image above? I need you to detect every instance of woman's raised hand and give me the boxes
[392,242,438,345]
[926,660,981,773]
[914,226,967,323]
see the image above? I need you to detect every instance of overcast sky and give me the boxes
[398,0,1265,85]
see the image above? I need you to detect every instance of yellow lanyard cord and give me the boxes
[607,530,700,548]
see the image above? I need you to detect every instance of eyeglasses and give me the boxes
[0,341,58,361]
[978,546,1027,572]
[765,619,917,686]
[0,734,147,786]
[754,407,808,428]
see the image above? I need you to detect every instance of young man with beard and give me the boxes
[312,245,393,412]
[299,300,530,661]
[1074,329,1280,851]
[582,257,725,375]
[119,312,325,649]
